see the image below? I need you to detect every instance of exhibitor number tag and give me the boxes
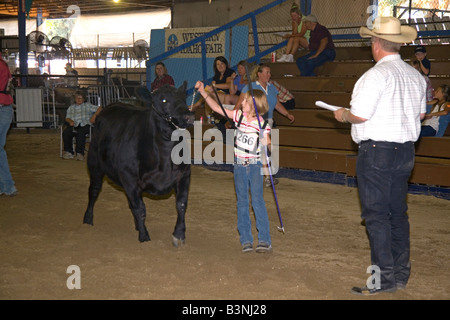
[235,129,258,154]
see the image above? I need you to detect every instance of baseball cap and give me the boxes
[304,15,318,23]
[415,45,426,54]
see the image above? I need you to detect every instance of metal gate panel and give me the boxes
[87,85,120,108]
[15,88,43,128]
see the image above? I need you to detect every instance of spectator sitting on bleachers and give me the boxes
[151,62,175,92]
[277,3,310,62]
[192,56,234,121]
[419,84,450,138]
[295,14,336,76]
[224,60,248,106]
[414,45,431,76]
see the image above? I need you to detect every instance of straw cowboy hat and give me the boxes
[359,16,417,43]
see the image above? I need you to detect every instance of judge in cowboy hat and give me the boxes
[333,16,427,296]
[359,16,417,43]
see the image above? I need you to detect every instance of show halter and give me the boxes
[151,103,185,130]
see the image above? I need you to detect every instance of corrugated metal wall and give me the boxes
[15,88,43,128]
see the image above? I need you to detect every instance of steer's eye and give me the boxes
[162,99,167,103]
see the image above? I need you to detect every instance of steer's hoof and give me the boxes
[139,231,151,242]
[172,236,185,248]
[83,213,93,225]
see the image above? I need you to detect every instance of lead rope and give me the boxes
[189,89,197,112]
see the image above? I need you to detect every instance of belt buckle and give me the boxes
[235,159,250,167]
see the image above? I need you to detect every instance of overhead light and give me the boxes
[113,0,120,3]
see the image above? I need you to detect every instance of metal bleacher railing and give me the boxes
[394,6,450,45]
[146,0,291,95]
[147,0,450,96]
[328,7,450,46]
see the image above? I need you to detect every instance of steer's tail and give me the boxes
[83,145,105,225]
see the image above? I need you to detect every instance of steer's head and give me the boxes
[136,82,195,130]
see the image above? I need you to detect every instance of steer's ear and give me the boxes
[178,81,187,93]
[135,86,152,106]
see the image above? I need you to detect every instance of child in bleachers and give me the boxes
[419,84,450,138]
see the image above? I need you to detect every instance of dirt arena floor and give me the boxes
[0,129,449,302]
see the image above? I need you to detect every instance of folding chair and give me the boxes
[60,123,93,158]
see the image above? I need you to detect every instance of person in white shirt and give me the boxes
[333,17,426,296]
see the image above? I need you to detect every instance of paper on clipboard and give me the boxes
[274,32,290,38]
[315,101,341,111]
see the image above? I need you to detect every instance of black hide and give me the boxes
[83,82,195,245]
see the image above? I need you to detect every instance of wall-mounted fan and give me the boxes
[28,31,49,53]
[49,36,73,59]
[133,39,149,61]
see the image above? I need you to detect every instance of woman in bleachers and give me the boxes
[277,3,310,62]
[224,60,248,106]
[151,62,175,92]
[191,56,234,122]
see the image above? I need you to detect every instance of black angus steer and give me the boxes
[83,83,195,246]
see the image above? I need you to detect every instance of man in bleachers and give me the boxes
[295,14,336,76]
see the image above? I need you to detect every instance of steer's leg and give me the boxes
[172,168,190,247]
[83,157,104,225]
[124,187,150,242]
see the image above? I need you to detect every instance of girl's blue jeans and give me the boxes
[233,162,271,246]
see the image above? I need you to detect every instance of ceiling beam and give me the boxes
[0,0,173,19]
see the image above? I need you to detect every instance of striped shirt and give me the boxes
[233,109,271,160]
[66,102,100,127]
[350,54,427,144]
[270,80,294,103]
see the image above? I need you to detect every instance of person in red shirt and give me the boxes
[295,15,336,76]
[0,53,17,196]
[151,62,175,92]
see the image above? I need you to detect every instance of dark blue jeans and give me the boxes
[419,125,436,138]
[63,124,91,155]
[356,140,415,290]
[295,49,336,76]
